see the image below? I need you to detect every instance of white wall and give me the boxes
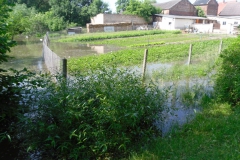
[218,18,240,32]
[174,19,195,29]
[209,16,240,33]
[193,24,213,33]
[91,14,104,24]
[158,17,175,30]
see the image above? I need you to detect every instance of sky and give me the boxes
[102,0,228,13]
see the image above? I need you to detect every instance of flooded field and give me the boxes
[0,35,123,72]
[1,34,219,138]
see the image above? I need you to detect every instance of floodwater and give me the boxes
[1,35,215,158]
[0,35,122,71]
[49,42,123,58]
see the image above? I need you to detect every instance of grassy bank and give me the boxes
[129,100,240,159]
[57,30,181,42]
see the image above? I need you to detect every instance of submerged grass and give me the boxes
[129,101,240,159]
[68,38,235,74]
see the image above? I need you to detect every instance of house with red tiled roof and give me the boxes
[193,0,218,16]
[152,0,217,33]
[206,0,240,34]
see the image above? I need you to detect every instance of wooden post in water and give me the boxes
[62,58,67,79]
[218,39,223,54]
[188,44,192,66]
[142,49,148,80]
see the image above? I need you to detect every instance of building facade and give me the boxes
[193,0,218,16]
[153,0,197,16]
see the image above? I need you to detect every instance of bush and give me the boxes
[0,69,42,159]
[214,36,240,106]
[20,67,165,159]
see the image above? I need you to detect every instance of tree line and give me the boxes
[3,0,161,37]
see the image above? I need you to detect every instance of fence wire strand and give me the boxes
[43,35,62,75]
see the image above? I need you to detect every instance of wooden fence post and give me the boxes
[188,44,192,66]
[218,39,223,54]
[142,49,148,80]
[62,58,67,79]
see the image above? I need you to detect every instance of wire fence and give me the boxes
[42,33,67,78]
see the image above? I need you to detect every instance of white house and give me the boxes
[153,14,214,33]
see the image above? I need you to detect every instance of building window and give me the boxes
[223,21,226,25]
[234,22,238,25]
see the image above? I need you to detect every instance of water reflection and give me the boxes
[0,36,122,72]
[49,42,122,58]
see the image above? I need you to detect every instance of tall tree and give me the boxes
[115,0,129,13]
[7,3,37,39]
[0,0,16,67]
[124,0,161,22]
[87,0,110,16]
[49,0,110,26]
[10,0,51,12]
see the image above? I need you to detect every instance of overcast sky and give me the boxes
[102,0,229,13]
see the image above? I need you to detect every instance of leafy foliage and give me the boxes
[7,3,68,36]
[196,6,206,18]
[214,36,240,106]
[10,0,51,12]
[20,68,165,159]
[124,0,161,22]
[0,0,16,69]
[116,0,130,13]
[49,0,110,26]
[0,69,40,158]
[7,3,37,38]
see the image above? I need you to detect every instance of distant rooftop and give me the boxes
[219,2,240,16]
[193,0,211,5]
[153,0,181,9]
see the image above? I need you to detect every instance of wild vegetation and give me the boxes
[2,0,240,158]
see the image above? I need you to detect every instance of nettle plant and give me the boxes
[20,67,165,159]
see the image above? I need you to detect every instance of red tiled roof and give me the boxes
[218,2,227,15]
[219,2,240,16]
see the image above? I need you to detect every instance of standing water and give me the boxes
[0,35,121,72]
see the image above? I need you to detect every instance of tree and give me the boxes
[88,0,110,16]
[115,0,129,13]
[7,3,37,39]
[10,0,51,12]
[0,0,16,67]
[49,0,110,26]
[124,0,161,22]
[196,6,206,17]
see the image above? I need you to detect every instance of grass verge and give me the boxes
[129,100,240,159]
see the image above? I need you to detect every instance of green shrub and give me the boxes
[20,67,165,159]
[214,36,240,106]
[0,69,42,158]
